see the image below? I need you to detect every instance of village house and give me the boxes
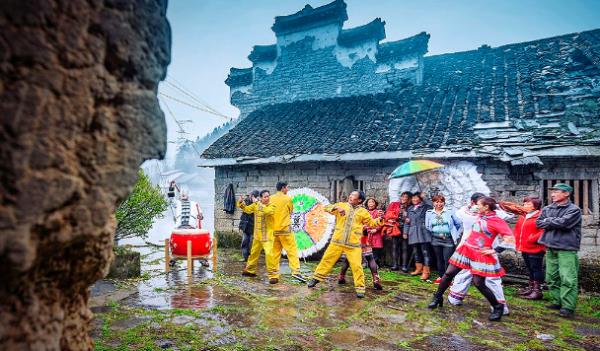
[200,0,600,287]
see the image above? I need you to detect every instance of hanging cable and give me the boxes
[164,77,222,115]
[160,97,205,159]
[158,92,233,120]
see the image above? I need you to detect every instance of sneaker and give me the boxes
[433,277,442,285]
[559,308,574,318]
[307,279,319,288]
[269,278,279,285]
[356,292,365,298]
[241,270,257,277]
[338,277,346,285]
[291,273,307,283]
[546,303,561,310]
[374,281,383,290]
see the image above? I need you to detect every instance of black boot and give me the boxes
[401,242,409,273]
[307,279,319,288]
[427,293,444,309]
[489,304,504,321]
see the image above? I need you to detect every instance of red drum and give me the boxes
[170,228,212,258]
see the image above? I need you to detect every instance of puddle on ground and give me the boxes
[328,325,401,351]
[412,333,486,351]
[92,248,600,351]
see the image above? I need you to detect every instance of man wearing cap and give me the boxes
[536,183,582,318]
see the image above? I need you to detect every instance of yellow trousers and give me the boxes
[313,243,365,294]
[244,238,275,277]
[269,234,301,279]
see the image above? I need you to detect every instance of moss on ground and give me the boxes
[93,249,600,351]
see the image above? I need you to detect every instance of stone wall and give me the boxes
[0,1,170,349]
[230,32,426,117]
[212,157,600,287]
[226,15,429,117]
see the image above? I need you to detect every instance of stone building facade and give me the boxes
[226,0,429,118]
[202,1,600,288]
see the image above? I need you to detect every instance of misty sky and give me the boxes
[158,0,600,161]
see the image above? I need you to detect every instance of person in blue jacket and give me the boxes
[425,194,462,284]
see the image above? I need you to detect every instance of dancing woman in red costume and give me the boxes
[428,197,515,321]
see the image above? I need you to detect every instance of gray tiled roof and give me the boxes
[338,18,386,47]
[204,29,600,159]
[271,0,348,35]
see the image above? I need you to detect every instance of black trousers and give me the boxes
[412,242,432,266]
[391,236,409,267]
[522,251,545,282]
[241,232,253,261]
[342,253,378,276]
[436,264,500,307]
[372,248,385,266]
[432,244,455,276]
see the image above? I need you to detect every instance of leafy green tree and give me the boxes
[115,169,168,242]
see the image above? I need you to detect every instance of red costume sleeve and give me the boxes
[491,217,514,237]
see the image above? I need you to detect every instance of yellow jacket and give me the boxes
[237,201,275,242]
[324,202,383,248]
[270,191,294,234]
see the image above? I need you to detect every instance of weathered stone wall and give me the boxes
[0,1,170,349]
[231,36,423,117]
[212,157,599,288]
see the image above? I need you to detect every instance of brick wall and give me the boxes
[230,35,423,117]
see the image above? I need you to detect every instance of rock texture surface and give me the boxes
[0,0,170,349]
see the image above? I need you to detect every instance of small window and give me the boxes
[330,177,365,203]
[541,179,597,215]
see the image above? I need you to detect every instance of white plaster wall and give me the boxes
[254,60,277,75]
[277,23,341,51]
[393,57,418,70]
[230,85,251,96]
[375,64,391,73]
[333,39,378,68]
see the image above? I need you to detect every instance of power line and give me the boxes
[160,98,205,159]
[158,92,233,120]
[164,77,222,115]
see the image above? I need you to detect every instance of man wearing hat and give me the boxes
[536,183,582,318]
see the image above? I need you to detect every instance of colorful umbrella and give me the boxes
[388,160,445,179]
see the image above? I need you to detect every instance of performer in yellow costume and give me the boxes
[268,181,305,284]
[238,190,276,279]
[308,190,383,298]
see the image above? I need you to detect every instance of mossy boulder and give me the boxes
[108,247,141,279]
[216,231,242,248]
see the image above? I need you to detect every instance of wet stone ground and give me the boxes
[91,247,600,351]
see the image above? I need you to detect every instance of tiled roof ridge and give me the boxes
[208,27,600,160]
[337,18,386,46]
[272,0,348,35]
[248,44,277,62]
[424,27,600,60]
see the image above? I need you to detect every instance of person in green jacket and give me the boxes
[536,183,582,319]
